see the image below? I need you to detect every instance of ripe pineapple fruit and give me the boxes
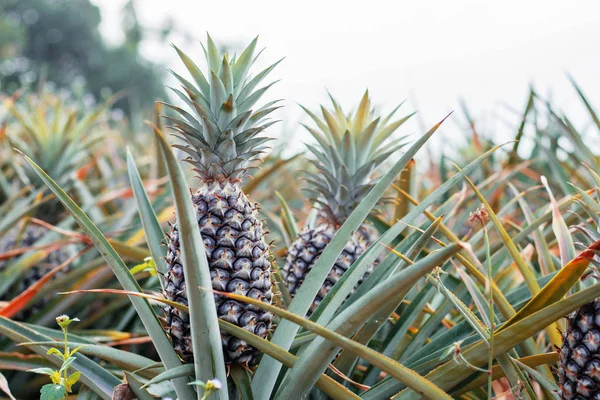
[558,300,600,399]
[281,92,411,310]
[0,89,106,313]
[162,35,280,365]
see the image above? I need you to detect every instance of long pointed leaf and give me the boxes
[19,152,195,400]
[154,127,229,399]
[215,287,453,400]
[0,317,118,400]
[126,149,167,287]
[499,239,600,332]
[395,282,600,398]
[275,244,461,400]
[251,114,452,399]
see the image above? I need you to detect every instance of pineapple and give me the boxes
[558,300,600,399]
[281,92,411,310]
[0,224,68,308]
[162,35,280,365]
[0,89,106,314]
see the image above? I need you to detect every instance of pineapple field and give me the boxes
[2,7,600,400]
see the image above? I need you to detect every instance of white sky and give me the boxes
[92,0,600,156]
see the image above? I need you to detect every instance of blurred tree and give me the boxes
[122,0,142,53]
[0,0,167,117]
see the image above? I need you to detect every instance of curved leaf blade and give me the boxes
[126,148,167,285]
[499,239,600,332]
[0,317,117,400]
[252,115,452,399]
[274,244,461,400]
[395,282,600,398]
[153,127,229,399]
[18,152,195,400]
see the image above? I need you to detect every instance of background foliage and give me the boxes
[0,0,167,117]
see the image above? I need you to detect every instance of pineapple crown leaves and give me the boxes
[164,34,283,181]
[4,89,114,188]
[301,90,414,224]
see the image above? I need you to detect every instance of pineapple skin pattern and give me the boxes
[283,224,369,311]
[163,182,273,364]
[161,35,281,365]
[0,224,70,316]
[559,300,600,400]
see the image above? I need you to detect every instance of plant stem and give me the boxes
[62,326,69,382]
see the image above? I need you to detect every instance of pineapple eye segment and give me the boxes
[239,240,254,256]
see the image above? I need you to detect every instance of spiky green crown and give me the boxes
[5,89,110,188]
[302,91,413,225]
[165,35,282,182]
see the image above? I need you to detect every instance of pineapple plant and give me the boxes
[161,35,280,365]
[0,89,108,313]
[281,92,411,310]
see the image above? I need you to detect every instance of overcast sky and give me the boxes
[92,0,600,155]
